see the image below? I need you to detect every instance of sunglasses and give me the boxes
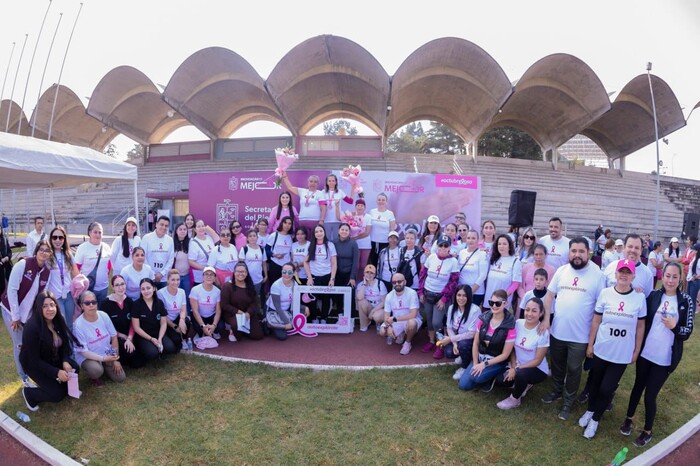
[282,270,295,275]
[524,235,535,240]
[438,244,450,248]
[488,300,505,307]
[51,235,65,241]
[38,248,52,254]
[391,280,405,285]
[82,300,98,306]
[220,233,231,237]
[232,225,242,229]
[113,282,126,287]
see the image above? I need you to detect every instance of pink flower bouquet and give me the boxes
[274,147,298,187]
[341,210,363,237]
[340,164,363,197]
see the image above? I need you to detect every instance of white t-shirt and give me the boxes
[73,311,117,365]
[291,241,310,279]
[74,241,112,291]
[238,245,267,284]
[207,244,239,272]
[320,189,347,223]
[110,235,141,275]
[189,284,220,319]
[141,232,175,282]
[423,254,459,293]
[549,262,605,343]
[384,287,420,319]
[601,250,618,270]
[48,251,72,299]
[157,287,187,321]
[457,248,488,294]
[446,304,481,338]
[266,232,293,266]
[604,259,654,297]
[640,294,677,366]
[483,255,522,308]
[379,246,401,283]
[266,277,294,312]
[120,264,155,300]
[256,233,268,249]
[357,279,387,307]
[593,287,647,364]
[647,251,664,274]
[308,242,337,277]
[513,319,550,374]
[297,188,323,220]
[369,209,395,243]
[188,235,216,283]
[353,213,372,249]
[539,235,570,270]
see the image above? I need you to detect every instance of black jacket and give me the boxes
[478,310,516,358]
[643,289,694,373]
[19,318,76,381]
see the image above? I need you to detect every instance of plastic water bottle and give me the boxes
[611,447,629,466]
[16,411,30,423]
[187,338,193,352]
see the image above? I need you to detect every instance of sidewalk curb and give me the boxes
[626,412,700,466]
[0,409,81,466]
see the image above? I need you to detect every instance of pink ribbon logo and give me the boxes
[551,246,555,253]
[520,337,526,346]
[159,243,163,250]
[206,296,211,304]
[286,314,318,337]
[662,301,669,311]
[95,329,102,337]
[572,277,579,286]
[618,301,625,312]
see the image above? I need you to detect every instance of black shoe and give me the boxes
[577,390,589,404]
[620,418,633,436]
[22,388,39,412]
[542,391,563,404]
[633,431,653,447]
[480,378,496,393]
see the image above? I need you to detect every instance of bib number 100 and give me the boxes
[609,328,627,337]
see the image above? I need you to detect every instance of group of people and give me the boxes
[2,177,697,448]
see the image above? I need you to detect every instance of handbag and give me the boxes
[423,289,442,305]
[86,245,103,291]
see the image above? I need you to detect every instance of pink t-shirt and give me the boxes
[517,262,556,297]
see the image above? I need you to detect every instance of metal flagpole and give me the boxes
[1,42,17,106]
[4,34,28,132]
[48,2,83,141]
[17,0,53,134]
[32,12,63,137]
[646,62,661,242]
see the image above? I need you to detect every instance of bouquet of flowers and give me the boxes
[340,164,363,197]
[341,210,363,237]
[274,147,298,188]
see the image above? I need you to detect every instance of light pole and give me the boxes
[646,62,660,242]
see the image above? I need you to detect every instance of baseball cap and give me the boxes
[364,264,376,274]
[355,198,366,206]
[671,237,679,243]
[203,266,216,275]
[614,239,624,246]
[388,231,399,239]
[125,216,138,226]
[437,234,451,246]
[616,259,636,274]
[427,215,440,223]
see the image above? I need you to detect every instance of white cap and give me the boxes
[427,215,440,223]
[671,237,679,243]
[203,266,216,275]
[125,216,138,226]
[614,239,624,246]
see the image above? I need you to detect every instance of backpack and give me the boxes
[397,247,422,288]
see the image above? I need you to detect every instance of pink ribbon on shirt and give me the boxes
[286,314,318,337]
[618,301,625,312]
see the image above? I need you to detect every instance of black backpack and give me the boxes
[397,247,422,287]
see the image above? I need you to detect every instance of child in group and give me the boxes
[256,218,269,248]
[518,268,549,319]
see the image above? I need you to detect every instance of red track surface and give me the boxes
[0,428,47,466]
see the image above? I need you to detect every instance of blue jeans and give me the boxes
[458,360,507,391]
[93,288,108,304]
[688,279,699,309]
[444,339,473,368]
[56,296,75,329]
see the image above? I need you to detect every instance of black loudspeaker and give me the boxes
[508,190,537,228]
[682,212,699,240]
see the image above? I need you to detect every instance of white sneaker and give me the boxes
[496,395,521,410]
[399,341,412,355]
[22,388,39,412]
[213,332,221,340]
[578,410,594,428]
[359,325,370,332]
[386,335,394,345]
[21,378,38,388]
[228,333,237,342]
[454,356,463,365]
[181,340,188,351]
[452,367,466,380]
[320,319,327,324]
[583,420,599,439]
[312,319,320,324]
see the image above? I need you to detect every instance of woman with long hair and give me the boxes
[132,277,178,363]
[304,224,337,324]
[480,220,497,257]
[320,173,353,241]
[266,262,310,340]
[121,247,155,300]
[228,220,247,252]
[19,290,80,411]
[351,199,372,282]
[74,222,112,302]
[208,226,238,287]
[172,222,192,302]
[483,234,522,312]
[281,173,324,234]
[420,215,441,258]
[663,238,682,265]
[110,216,141,275]
[157,269,191,351]
[686,244,700,308]
[332,222,359,317]
[266,216,294,288]
[620,262,694,447]
[368,192,396,267]
[437,285,481,380]
[73,290,126,386]
[221,262,264,341]
[188,219,216,286]
[238,229,268,302]
[517,227,537,263]
[0,224,12,296]
[184,213,196,238]
[102,274,142,368]
[267,191,299,234]
[601,238,618,270]
[648,241,664,288]
[47,226,78,327]
[457,230,488,307]
[291,226,310,285]
[190,267,224,339]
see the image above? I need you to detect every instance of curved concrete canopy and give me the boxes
[0,100,35,137]
[163,47,284,139]
[266,35,390,136]
[387,37,512,143]
[488,53,611,150]
[582,74,687,160]
[30,85,117,151]
[87,66,187,145]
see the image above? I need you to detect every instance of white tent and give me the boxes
[0,132,139,227]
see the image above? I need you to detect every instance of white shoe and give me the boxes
[228,333,237,342]
[578,410,594,428]
[386,335,393,345]
[22,378,38,388]
[213,332,221,340]
[359,325,369,332]
[452,367,466,380]
[583,420,599,439]
[22,388,39,412]
[320,319,327,324]
[454,356,462,365]
[496,395,521,410]
[399,341,412,355]
[312,319,320,324]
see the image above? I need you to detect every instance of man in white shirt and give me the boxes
[604,234,654,297]
[141,216,175,288]
[539,217,570,270]
[25,216,45,257]
[380,273,422,355]
[541,237,605,421]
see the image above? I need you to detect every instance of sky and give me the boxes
[1,0,699,179]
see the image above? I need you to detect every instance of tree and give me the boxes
[323,119,358,136]
[103,143,118,158]
[478,126,541,160]
[423,122,466,155]
[126,143,144,162]
[386,122,426,153]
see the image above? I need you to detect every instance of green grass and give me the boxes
[1,329,698,466]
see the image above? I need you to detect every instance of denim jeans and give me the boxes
[458,360,507,391]
[56,295,76,329]
[444,339,473,368]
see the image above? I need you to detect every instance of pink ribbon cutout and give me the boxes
[618,301,625,312]
[520,337,526,346]
[572,277,579,286]
[286,314,318,337]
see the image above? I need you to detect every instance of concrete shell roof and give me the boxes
[163,47,284,140]
[265,35,390,136]
[387,37,512,143]
[581,74,687,160]
[30,85,117,151]
[87,65,187,145]
[487,53,611,150]
[0,100,46,138]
